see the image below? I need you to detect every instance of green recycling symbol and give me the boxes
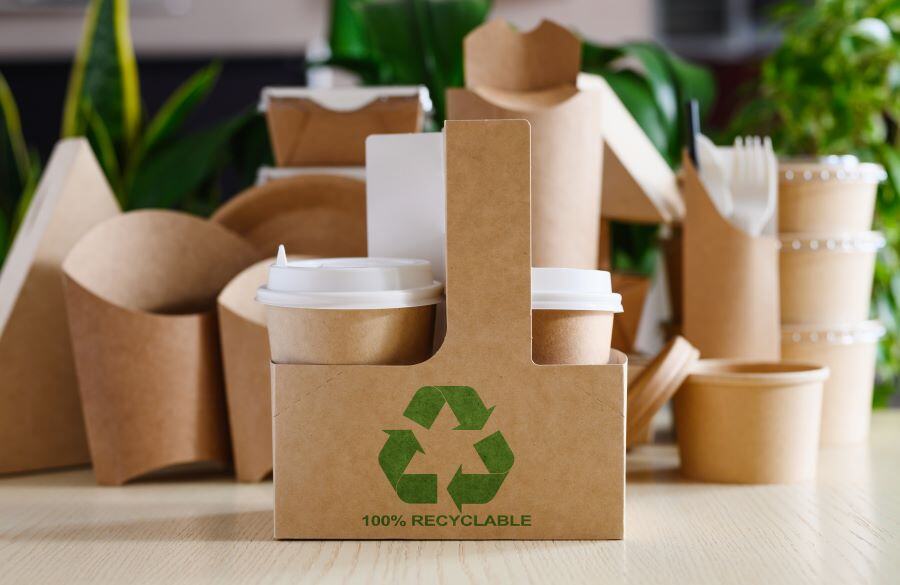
[378,386,514,510]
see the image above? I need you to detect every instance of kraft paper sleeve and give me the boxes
[62,210,257,485]
[681,156,781,360]
[0,139,120,475]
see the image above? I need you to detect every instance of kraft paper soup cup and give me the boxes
[779,231,884,325]
[256,248,443,365]
[673,360,829,484]
[779,157,885,232]
[782,321,885,446]
[531,267,624,365]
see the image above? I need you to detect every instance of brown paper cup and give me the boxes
[262,90,423,167]
[782,322,883,445]
[266,305,436,365]
[779,232,883,325]
[779,160,883,232]
[211,174,367,261]
[531,309,613,365]
[0,138,120,475]
[62,210,257,485]
[674,360,828,484]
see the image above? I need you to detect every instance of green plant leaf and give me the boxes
[662,49,716,117]
[0,210,8,267]
[81,101,124,204]
[619,43,679,149]
[62,0,140,151]
[330,0,372,63]
[600,70,672,165]
[0,71,31,219]
[228,112,273,189]
[128,113,250,211]
[137,62,221,160]
[11,149,41,235]
[581,41,624,71]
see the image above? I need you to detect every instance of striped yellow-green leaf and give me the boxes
[62,0,140,150]
[0,71,31,219]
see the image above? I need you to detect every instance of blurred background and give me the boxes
[2,0,899,407]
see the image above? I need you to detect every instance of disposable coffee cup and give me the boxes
[779,156,885,232]
[531,267,624,365]
[256,247,443,365]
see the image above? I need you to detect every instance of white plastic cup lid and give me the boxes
[256,246,444,310]
[532,267,624,312]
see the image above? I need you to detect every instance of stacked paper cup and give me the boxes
[778,156,887,445]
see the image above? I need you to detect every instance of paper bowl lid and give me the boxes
[782,320,886,345]
[779,155,887,183]
[626,336,700,448]
[256,248,444,309]
[778,231,886,253]
[531,267,623,312]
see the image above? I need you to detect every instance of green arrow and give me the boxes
[440,386,495,430]
[378,430,424,486]
[396,474,438,504]
[447,466,507,511]
[473,431,514,474]
[403,386,445,429]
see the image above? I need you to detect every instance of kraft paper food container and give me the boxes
[211,173,367,260]
[258,253,443,365]
[610,272,650,353]
[62,210,258,485]
[782,321,884,445]
[0,139,120,475]
[779,232,884,325]
[272,121,626,540]
[681,155,781,360]
[779,157,884,232]
[531,267,623,365]
[673,360,828,484]
[447,20,602,269]
[259,86,426,166]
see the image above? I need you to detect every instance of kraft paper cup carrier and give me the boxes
[779,232,884,325]
[447,20,603,269]
[674,360,829,483]
[782,321,884,445]
[270,120,626,540]
[259,86,427,167]
[779,157,884,232]
[681,155,781,360]
[0,139,120,475]
[62,210,257,485]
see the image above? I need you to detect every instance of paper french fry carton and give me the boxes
[271,120,626,540]
[62,210,257,485]
[260,86,426,167]
[211,173,367,260]
[681,155,781,360]
[446,20,602,269]
[0,138,121,475]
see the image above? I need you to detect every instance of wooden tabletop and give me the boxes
[2,411,898,584]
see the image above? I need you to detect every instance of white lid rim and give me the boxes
[257,281,444,310]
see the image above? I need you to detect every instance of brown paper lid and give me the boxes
[626,335,699,447]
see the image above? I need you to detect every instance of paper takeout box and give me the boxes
[62,210,257,485]
[272,120,626,540]
[0,139,120,475]
[447,20,602,269]
[211,173,367,260]
[260,86,426,167]
[681,155,781,360]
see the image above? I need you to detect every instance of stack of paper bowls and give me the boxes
[778,156,886,445]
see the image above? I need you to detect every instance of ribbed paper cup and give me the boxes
[674,360,828,484]
[257,253,443,365]
[779,232,884,325]
[531,268,623,365]
[782,321,884,445]
[779,157,884,232]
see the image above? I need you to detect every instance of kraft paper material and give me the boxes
[62,210,257,485]
[681,156,781,360]
[0,139,120,475]
[779,241,876,325]
[531,309,613,365]
[266,95,422,167]
[779,167,877,232]
[674,361,827,484]
[272,120,625,540]
[267,304,436,366]
[782,326,879,445]
[610,273,650,353]
[447,20,602,269]
[211,174,367,260]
